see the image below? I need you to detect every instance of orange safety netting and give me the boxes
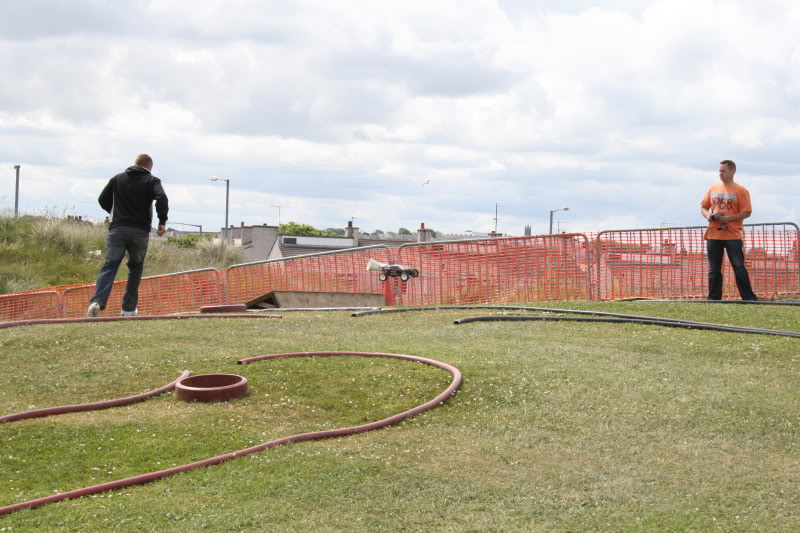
[0,291,60,321]
[225,246,393,305]
[61,269,222,318]
[0,225,797,322]
[596,223,799,300]
[393,234,594,305]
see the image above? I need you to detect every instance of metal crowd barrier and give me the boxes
[394,234,594,305]
[0,224,797,322]
[223,245,393,306]
[595,223,799,300]
[0,290,60,322]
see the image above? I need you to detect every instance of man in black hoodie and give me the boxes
[86,154,169,317]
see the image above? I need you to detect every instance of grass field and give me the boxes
[1,302,799,532]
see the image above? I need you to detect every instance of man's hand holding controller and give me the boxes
[709,212,728,230]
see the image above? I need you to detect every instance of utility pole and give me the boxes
[494,203,508,234]
[13,165,20,218]
[271,205,286,226]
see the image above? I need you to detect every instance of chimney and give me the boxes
[345,220,359,246]
[417,222,434,242]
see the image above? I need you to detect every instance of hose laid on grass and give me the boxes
[0,347,461,516]
[352,304,731,322]
[353,305,800,337]
[352,302,799,321]
[0,313,281,330]
[453,315,800,337]
[623,298,800,306]
[0,371,191,425]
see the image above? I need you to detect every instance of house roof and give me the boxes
[278,243,352,257]
[357,237,415,247]
[276,236,416,258]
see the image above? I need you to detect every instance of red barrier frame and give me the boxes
[595,223,800,300]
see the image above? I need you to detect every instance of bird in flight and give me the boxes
[422,179,431,187]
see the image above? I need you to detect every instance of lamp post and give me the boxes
[549,206,569,234]
[271,204,285,227]
[494,203,508,234]
[172,222,203,236]
[13,165,20,219]
[210,176,230,241]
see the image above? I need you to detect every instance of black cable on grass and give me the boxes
[353,304,800,338]
[453,315,800,338]
[353,304,773,327]
[623,298,800,306]
[352,304,697,319]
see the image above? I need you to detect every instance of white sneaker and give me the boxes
[121,309,139,317]
[86,302,101,318]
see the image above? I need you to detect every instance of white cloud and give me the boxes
[1,0,798,235]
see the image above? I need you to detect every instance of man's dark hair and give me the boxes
[720,159,736,172]
[134,154,153,169]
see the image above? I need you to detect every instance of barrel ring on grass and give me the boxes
[175,373,248,402]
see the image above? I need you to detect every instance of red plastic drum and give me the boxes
[175,374,248,402]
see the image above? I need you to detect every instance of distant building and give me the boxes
[217,221,511,263]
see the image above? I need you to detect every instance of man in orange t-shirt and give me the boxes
[699,159,757,301]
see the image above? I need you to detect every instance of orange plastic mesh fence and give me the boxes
[1,227,798,322]
[595,224,800,300]
[743,224,800,299]
[393,234,594,305]
[0,291,60,322]
[62,268,222,318]
[224,246,393,305]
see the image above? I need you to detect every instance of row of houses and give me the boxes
[203,221,505,263]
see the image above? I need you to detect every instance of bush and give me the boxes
[166,234,201,249]
[196,238,245,265]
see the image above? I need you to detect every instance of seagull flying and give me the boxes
[422,179,431,187]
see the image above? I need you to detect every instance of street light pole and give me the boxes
[271,204,285,226]
[549,206,569,234]
[494,203,508,234]
[225,180,229,241]
[13,165,20,219]
[172,222,203,236]
[210,176,230,242]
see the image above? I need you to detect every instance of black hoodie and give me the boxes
[98,166,169,232]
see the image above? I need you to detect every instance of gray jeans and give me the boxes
[90,226,150,312]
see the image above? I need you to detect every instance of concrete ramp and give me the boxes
[246,291,385,309]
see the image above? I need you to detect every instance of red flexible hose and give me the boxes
[0,351,461,516]
[0,313,280,330]
[0,371,191,424]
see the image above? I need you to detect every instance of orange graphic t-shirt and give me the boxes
[700,182,752,240]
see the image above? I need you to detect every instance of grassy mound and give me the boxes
[0,215,243,293]
[1,302,798,531]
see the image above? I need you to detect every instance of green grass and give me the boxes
[0,215,244,293]
[1,302,799,531]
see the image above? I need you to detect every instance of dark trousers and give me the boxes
[706,239,757,300]
[91,226,150,312]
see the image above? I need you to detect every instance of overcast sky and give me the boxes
[1,0,798,236]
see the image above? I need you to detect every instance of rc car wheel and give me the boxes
[400,272,409,281]
[379,273,387,281]
[409,269,419,277]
